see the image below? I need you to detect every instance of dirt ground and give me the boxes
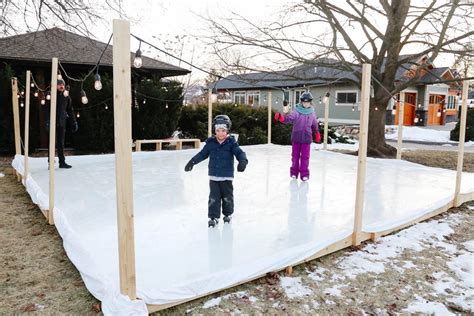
[0,150,473,314]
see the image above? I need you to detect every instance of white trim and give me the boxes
[328,118,360,124]
[233,91,246,104]
[293,89,306,104]
[335,90,359,106]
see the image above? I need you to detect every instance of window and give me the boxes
[247,91,260,106]
[294,89,306,104]
[336,91,358,105]
[446,95,456,110]
[234,91,246,104]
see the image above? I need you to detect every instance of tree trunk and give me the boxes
[366,102,396,158]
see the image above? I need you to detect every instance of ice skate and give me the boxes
[208,218,218,228]
[223,215,231,224]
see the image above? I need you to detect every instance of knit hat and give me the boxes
[57,79,65,85]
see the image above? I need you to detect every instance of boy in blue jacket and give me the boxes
[184,115,248,227]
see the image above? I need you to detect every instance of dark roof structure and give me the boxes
[0,27,190,77]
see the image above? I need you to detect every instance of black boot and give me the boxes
[59,162,72,169]
[208,218,218,228]
[223,215,231,223]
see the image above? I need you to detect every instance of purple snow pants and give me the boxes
[291,142,311,179]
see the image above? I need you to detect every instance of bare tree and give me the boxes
[205,0,474,157]
[0,0,127,37]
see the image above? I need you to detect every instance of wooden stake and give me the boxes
[323,94,329,150]
[396,92,405,160]
[24,71,31,184]
[267,91,272,144]
[11,77,21,157]
[286,266,293,275]
[352,63,371,246]
[208,88,212,137]
[48,59,58,225]
[113,19,137,300]
[454,80,469,207]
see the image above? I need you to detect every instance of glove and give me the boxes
[237,160,248,172]
[274,112,285,122]
[72,121,79,133]
[315,131,321,143]
[184,160,194,172]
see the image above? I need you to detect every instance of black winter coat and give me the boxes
[45,92,76,127]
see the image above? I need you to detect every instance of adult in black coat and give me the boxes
[45,79,78,168]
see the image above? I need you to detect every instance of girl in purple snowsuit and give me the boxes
[274,92,320,181]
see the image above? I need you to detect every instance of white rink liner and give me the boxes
[12,145,474,314]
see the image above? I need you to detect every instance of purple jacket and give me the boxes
[284,104,319,144]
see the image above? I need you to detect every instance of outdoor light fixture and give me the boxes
[323,92,330,104]
[63,85,70,97]
[46,92,51,100]
[414,116,419,123]
[94,73,102,91]
[437,109,441,117]
[134,42,143,68]
[81,90,88,104]
[352,105,355,111]
[391,105,396,115]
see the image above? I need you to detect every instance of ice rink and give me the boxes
[12,144,474,314]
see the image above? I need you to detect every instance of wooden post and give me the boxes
[24,71,31,184]
[323,93,330,150]
[11,77,21,157]
[454,80,469,207]
[267,91,272,144]
[352,63,371,246]
[208,88,212,137]
[113,19,137,300]
[48,59,58,225]
[396,91,405,160]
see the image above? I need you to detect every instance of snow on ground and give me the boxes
[403,295,455,315]
[280,277,312,299]
[385,125,453,142]
[0,172,5,177]
[201,291,258,309]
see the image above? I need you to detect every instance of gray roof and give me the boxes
[419,67,449,83]
[0,27,190,77]
[214,62,359,90]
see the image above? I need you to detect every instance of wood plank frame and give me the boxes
[113,19,137,300]
[135,139,200,152]
[454,80,469,207]
[11,77,21,181]
[208,89,212,137]
[267,91,272,144]
[23,71,31,185]
[352,64,371,246]
[396,91,405,160]
[323,93,330,150]
[48,58,59,225]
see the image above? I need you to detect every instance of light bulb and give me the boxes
[41,99,46,105]
[134,49,143,68]
[20,102,24,107]
[30,83,34,88]
[436,111,441,118]
[76,112,80,118]
[80,90,88,104]
[105,105,108,110]
[17,94,20,98]
[21,90,25,96]
[165,103,169,109]
[391,109,396,115]
[57,73,62,80]
[375,106,378,111]
[94,73,102,90]
[34,91,38,97]
[323,92,330,104]
[64,85,70,97]
[352,106,355,112]
[143,99,146,104]
[414,117,419,123]
[46,93,51,100]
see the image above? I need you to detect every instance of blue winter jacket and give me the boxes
[191,135,247,178]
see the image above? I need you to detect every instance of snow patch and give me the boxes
[323,284,344,297]
[463,240,474,252]
[0,172,5,178]
[404,296,454,315]
[280,277,312,299]
[447,253,474,288]
[202,297,221,309]
[402,261,416,269]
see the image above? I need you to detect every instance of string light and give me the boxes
[76,112,80,118]
[351,105,355,111]
[21,90,25,96]
[46,92,51,100]
[20,102,24,107]
[143,99,146,104]
[64,85,70,97]
[34,91,39,97]
[40,99,46,105]
[30,83,34,88]
[134,41,143,68]
[165,103,169,109]
[322,92,330,104]
[94,73,102,91]
[105,105,108,110]
[57,73,62,80]
[80,90,89,104]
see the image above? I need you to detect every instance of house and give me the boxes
[0,27,190,149]
[214,56,462,126]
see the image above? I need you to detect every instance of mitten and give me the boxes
[72,121,79,133]
[315,131,321,143]
[274,112,285,122]
[237,159,248,172]
[184,160,194,172]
